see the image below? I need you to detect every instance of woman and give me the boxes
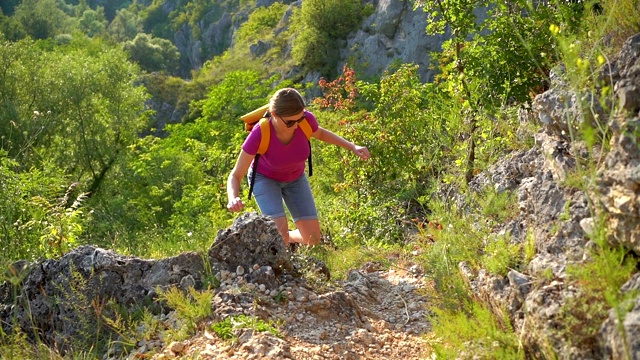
[226,88,370,246]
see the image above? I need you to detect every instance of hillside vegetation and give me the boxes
[1,0,640,358]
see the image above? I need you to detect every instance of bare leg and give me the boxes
[273,217,321,246]
[290,219,321,245]
[272,216,291,244]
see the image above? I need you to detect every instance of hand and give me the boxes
[227,196,245,212]
[353,145,370,160]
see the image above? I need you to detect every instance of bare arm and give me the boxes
[227,149,255,212]
[313,126,370,160]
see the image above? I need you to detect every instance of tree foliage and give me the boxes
[108,8,143,42]
[234,3,287,44]
[0,152,76,261]
[312,65,458,244]
[291,0,365,76]
[0,9,27,40]
[414,0,585,182]
[77,7,108,37]
[13,0,70,40]
[139,0,173,40]
[0,0,20,16]
[123,33,181,73]
[0,37,148,194]
[86,0,131,22]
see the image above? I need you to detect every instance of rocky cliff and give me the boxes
[171,0,444,81]
[462,33,640,359]
[341,0,446,82]
[147,0,447,131]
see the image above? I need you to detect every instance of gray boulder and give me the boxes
[0,211,290,354]
[0,246,205,353]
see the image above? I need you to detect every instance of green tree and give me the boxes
[234,3,287,44]
[0,37,148,196]
[123,33,180,73]
[0,151,77,262]
[77,7,108,37]
[0,38,47,163]
[84,70,278,254]
[0,0,19,16]
[43,43,148,193]
[108,8,142,41]
[13,0,70,40]
[416,0,581,182]
[291,0,365,76]
[87,0,131,22]
[139,0,173,40]
[0,7,27,40]
[75,0,90,18]
[172,0,219,38]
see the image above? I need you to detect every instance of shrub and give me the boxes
[291,0,365,76]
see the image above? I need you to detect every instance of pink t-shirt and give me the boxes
[242,110,319,182]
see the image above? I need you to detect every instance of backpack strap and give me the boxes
[307,140,312,176]
[298,118,313,177]
[248,157,259,200]
[298,118,313,140]
[256,118,271,154]
[248,119,271,200]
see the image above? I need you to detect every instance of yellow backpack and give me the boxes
[240,105,314,199]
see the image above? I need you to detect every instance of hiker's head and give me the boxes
[270,88,305,117]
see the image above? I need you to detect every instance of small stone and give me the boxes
[579,217,595,237]
[220,270,230,281]
[169,341,185,353]
[236,265,245,276]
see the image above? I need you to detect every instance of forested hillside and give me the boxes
[2,0,640,359]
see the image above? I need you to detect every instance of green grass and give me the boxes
[210,315,280,341]
[560,215,637,354]
[430,301,524,359]
[483,233,523,277]
[299,243,408,281]
[157,286,214,342]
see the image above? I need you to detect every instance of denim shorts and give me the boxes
[249,172,318,221]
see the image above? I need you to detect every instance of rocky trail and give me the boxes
[157,258,433,360]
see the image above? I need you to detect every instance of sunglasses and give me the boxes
[280,114,306,128]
